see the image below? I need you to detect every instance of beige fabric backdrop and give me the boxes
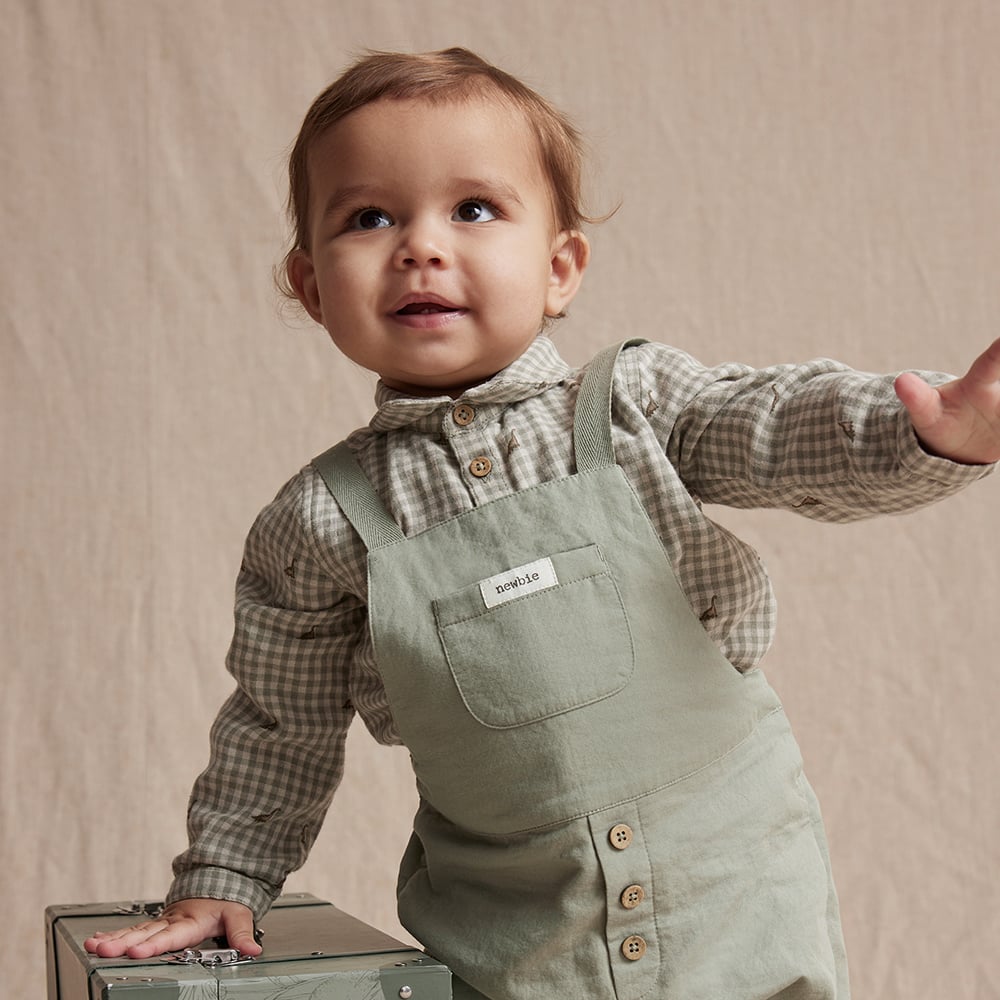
[5,1,999,996]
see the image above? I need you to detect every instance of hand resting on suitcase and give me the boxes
[83,897,263,959]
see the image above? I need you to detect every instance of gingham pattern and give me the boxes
[168,337,989,915]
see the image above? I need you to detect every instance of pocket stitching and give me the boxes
[438,572,636,730]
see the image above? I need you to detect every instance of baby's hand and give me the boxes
[83,898,261,960]
[895,337,1000,465]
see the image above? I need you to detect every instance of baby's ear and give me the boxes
[287,250,324,324]
[545,230,590,317]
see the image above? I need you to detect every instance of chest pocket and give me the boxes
[432,543,635,729]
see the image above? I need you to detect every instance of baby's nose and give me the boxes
[394,220,449,268]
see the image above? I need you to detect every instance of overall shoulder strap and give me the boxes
[573,339,647,472]
[316,339,647,546]
[312,441,405,551]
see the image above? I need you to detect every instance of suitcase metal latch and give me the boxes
[161,928,263,966]
[115,902,164,918]
[165,946,256,967]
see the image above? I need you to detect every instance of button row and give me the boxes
[451,404,489,478]
[607,825,648,962]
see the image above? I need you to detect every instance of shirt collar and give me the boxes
[369,336,574,432]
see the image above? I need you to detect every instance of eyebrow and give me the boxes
[319,177,526,223]
[452,176,525,209]
[320,184,382,224]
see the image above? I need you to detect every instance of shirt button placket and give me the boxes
[443,403,505,501]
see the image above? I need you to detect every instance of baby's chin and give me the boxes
[379,364,505,399]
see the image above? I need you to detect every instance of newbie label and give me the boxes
[480,557,559,609]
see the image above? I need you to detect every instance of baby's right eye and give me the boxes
[349,207,393,231]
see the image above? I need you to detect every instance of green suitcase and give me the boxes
[45,892,452,999]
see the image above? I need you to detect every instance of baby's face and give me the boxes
[289,96,587,397]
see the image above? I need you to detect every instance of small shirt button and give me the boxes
[452,403,476,426]
[469,456,493,478]
[621,935,647,961]
[609,824,633,850]
[620,884,645,909]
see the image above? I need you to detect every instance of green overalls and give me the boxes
[314,341,849,1000]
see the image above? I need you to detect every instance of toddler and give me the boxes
[86,47,1000,1000]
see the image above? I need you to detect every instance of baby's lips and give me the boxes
[391,291,462,313]
[397,302,456,315]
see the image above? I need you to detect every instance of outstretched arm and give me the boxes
[895,337,1000,465]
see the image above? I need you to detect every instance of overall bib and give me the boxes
[314,342,848,1000]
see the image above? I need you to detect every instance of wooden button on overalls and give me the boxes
[609,824,633,849]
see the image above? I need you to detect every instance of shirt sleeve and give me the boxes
[632,343,994,521]
[167,470,368,918]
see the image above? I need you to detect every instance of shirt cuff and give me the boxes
[166,866,278,921]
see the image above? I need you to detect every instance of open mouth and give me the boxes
[391,294,466,328]
[396,302,459,316]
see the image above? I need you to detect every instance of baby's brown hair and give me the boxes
[279,47,590,295]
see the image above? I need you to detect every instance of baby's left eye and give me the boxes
[452,200,497,223]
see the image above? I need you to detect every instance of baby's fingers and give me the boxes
[220,905,263,957]
[893,371,943,434]
[960,336,1000,388]
[84,919,176,958]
